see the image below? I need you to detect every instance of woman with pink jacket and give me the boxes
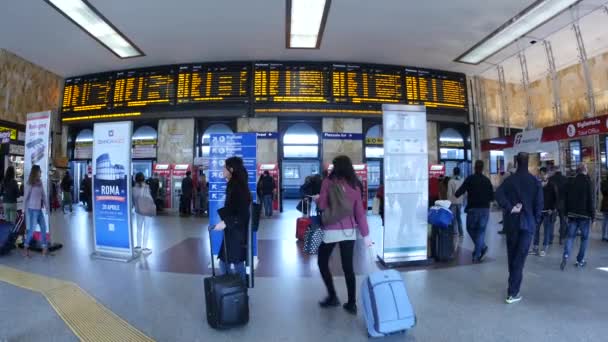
[314,155,373,315]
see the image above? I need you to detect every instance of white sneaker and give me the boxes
[505,294,522,304]
[539,250,546,257]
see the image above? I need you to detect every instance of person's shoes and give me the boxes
[539,250,546,257]
[479,246,488,262]
[505,294,522,304]
[560,258,567,271]
[319,296,340,308]
[343,302,357,315]
[529,248,538,256]
[575,260,587,268]
[142,248,152,255]
[134,246,142,253]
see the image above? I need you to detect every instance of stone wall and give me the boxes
[322,118,363,164]
[157,119,195,164]
[237,117,278,164]
[0,49,62,125]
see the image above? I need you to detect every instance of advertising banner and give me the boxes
[542,114,608,142]
[209,133,257,256]
[92,122,133,260]
[381,104,429,266]
[24,111,52,243]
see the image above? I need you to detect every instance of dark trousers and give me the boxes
[506,227,533,297]
[317,240,356,304]
[181,195,192,214]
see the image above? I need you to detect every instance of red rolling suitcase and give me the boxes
[296,198,311,240]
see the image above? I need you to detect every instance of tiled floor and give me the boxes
[1,202,608,341]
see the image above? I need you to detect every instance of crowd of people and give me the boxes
[446,152,598,304]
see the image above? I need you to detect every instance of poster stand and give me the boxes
[91,122,136,263]
[23,111,63,253]
[378,104,431,267]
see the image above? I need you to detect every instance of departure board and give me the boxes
[113,67,176,108]
[61,74,113,113]
[405,68,467,110]
[254,63,330,103]
[332,64,404,104]
[177,64,249,104]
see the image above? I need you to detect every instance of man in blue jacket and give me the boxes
[495,152,543,304]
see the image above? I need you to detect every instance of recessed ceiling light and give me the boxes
[456,0,582,64]
[286,0,331,49]
[45,0,144,59]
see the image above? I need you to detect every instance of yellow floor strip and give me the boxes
[0,265,155,342]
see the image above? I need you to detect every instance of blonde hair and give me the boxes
[28,165,42,185]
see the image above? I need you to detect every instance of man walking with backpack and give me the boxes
[495,152,543,304]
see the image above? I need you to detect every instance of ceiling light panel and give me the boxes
[46,0,143,58]
[287,0,331,49]
[456,0,582,64]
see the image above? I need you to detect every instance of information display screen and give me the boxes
[405,68,467,111]
[332,64,404,104]
[113,67,176,108]
[254,63,330,103]
[61,74,113,113]
[177,63,249,104]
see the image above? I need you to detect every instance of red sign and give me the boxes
[429,164,445,178]
[542,114,608,142]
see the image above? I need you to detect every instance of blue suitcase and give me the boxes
[361,270,415,337]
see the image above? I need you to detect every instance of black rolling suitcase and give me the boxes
[432,225,456,262]
[204,204,255,330]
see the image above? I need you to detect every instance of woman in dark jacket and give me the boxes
[601,177,608,241]
[1,166,20,223]
[214,156,251,282]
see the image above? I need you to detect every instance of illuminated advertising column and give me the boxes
[92,122,134,262]
[24,111,52,246]
[380,104,429,266]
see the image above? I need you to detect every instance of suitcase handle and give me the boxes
[208,225,229,278]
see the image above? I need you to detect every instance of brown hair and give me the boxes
[28,165,42,185]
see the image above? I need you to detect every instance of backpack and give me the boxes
[321,181,352,225]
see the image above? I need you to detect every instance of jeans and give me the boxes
[506,227,533,297]
[25,208,48,248]
[219,260,247,284]
[263,194,273,217]
[450,204,463,235]
[466,208,489,260]
[317,240,356,304]
[563,217,591,262]
[533,211,555,249]
[602,212,608,240]
[3,202,17,223]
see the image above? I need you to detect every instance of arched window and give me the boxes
[365,124,383,159]
[283,123,319,158]
[132,125,157,141]
[75,129,93,143]
[439,128,465,160]
[74,129,93,159]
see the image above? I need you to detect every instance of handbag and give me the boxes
[135,186,156,217]
[303,216,324,255]
[371,197,380,215]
